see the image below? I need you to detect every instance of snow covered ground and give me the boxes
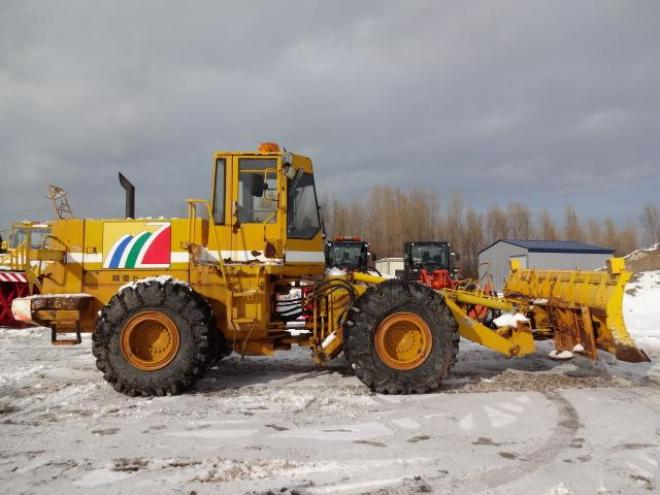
[0,273,659,494]
[624,270,660,352]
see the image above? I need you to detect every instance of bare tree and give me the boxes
[640,203,660,246]
[507,203,533,239]
[463,208,484,278]
[365,186,387,259]
[327,186,645,262]
[410,189,441,241]
[587,218,603,246]
[388,188,409,256]
[602,217,618,251]
[564,205,583,241]
[345,199,366,238]
[617,223,638,256]
[445,193,465,254]
[329,200,346,238]
[486,205,508,243]
[538,209,558,240]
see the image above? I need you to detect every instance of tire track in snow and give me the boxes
[440,391,580,495]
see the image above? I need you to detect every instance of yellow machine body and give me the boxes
[504,258,648,362]
[437,256,649,363]
[11,144,648,392]
[17,148,328,354]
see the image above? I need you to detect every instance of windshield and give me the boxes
[327,242,366,269]
[287,171,321,239]
[409,243,449,269]
[9,227,50,249]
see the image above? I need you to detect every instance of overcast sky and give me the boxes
[1,1,659,233]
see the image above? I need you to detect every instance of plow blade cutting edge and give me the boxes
[504,258,650,363]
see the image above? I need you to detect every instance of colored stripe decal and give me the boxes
[137,224,171,267]
[108,235,133,268]
[125,231,151,269]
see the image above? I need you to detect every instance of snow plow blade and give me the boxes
[504,258,650,363]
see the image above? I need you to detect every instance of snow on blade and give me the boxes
[548,350,574,360]
[493,312,529,328]
[623,269,660,352]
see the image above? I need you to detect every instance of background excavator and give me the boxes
[324,236,373,273]
[402,241,462,290]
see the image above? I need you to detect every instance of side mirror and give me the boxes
[451,252,461,262]
[370,252,377,261]
[0,239,6,253]
[245,174,266,197]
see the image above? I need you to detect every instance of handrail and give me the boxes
[185,198,228,281]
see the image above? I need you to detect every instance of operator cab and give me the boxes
[403,241,454,282]
[7,223,51,250]
[209,142,324,265]
[325,236,370,272]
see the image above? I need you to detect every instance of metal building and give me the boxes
[478,240,615,292]
[375,257,404,278]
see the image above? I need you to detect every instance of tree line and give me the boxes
[321,187,660,278]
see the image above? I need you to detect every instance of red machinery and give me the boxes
[0,270,30,325]
[402,241,493,321]
[417,266,461,290]
[402,241,460,289]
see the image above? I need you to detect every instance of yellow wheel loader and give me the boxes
[11,143,650,396]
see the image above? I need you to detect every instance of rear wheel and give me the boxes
[344,279,459,394]
[93,278,226,396]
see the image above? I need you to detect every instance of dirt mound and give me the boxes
[625,243,660,273]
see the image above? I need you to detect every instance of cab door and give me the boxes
[205,154,233,265]
[229,155,284,263]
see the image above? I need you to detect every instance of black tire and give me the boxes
[343,279,459,394]
[92,278,226,397]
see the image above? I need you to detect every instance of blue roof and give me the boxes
[479,239,615,255]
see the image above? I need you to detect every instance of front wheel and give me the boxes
[343,280,459,394]
[92,278,225,396]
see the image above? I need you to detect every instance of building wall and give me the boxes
[479,242,613,292]
[375,257,404,278]
[526,252,611,272]
[478,242,528,292]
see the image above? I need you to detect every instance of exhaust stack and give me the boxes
[118,173,135,219]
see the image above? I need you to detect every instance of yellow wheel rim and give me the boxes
[375,312,432,370]
[120,311,180,371]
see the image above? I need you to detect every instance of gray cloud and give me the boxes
[1,0,659,232]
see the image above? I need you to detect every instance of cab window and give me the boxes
[213,158,226,224]
[237,158,277,223]
[9,228,50,249]
[287,172,321,239]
